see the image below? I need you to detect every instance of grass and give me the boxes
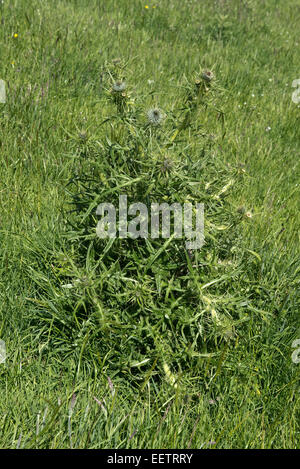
[0,0,299,449]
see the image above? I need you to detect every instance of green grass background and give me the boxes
[0,0,299,449]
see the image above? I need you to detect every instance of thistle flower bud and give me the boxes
[112,80,126,92]
[201,70,214,82]
[147,107,164,125]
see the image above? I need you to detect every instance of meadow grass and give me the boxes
[0,0,299,449]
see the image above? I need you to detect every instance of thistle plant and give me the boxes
[49,72,241,379]
[111,80,128,113]
[21,61,243,385]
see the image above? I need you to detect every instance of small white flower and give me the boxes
[147,79,154,85]
[147,107,164,125]
[113,80,126,92]
[265,126,271,132]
